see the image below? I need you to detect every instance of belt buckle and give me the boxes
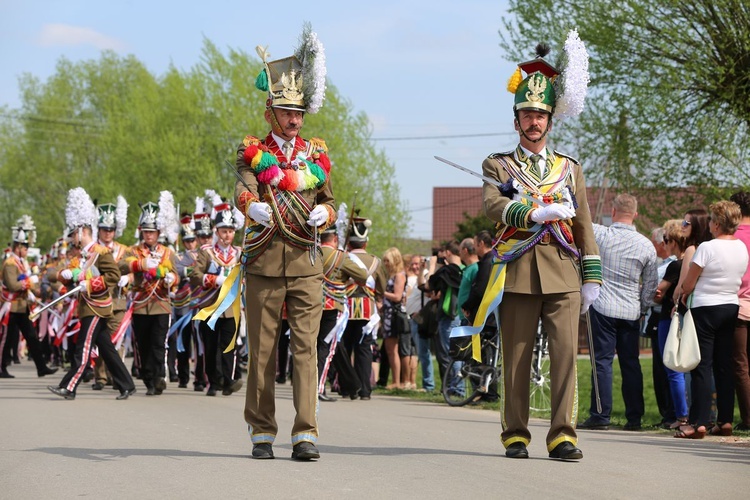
[539,233,551,245]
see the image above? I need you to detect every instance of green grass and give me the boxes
[375,356,748,434]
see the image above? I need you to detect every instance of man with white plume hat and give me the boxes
[477,32,601,460]
[1,215,58,379]
[91,196,129,391]
[119,192,178,396]
[47,187,136,400]
[235,24,334,461]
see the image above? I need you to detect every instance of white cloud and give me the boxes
[37,23,126,51]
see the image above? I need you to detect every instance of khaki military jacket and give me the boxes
[100,240,128,312]
[1,253,39,313]
[58,243,120,319]
[346,249,387,320]
[482,147,600,295]
[191,243,241,319]
[119,243,177,315]
[321,245,369,312]
[234,132,335,278]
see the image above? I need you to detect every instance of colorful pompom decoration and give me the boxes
[507,67,522,94]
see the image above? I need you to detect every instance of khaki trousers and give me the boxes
[243,273,323,445]
[499,291,580,452]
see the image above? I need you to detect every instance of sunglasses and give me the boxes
[663,237,670,244]
[681,220,691,227]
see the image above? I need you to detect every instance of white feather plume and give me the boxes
[156,191,179,245]
[295,23,327,114]
[336,203,348,248]
[115,195,128,239]
[555,29,590,120]
[195,196,205,215]
[205,189,223,219]
[65,187,97,230]
[232,206,245,231]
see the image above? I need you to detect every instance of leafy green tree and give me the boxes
[0,40,408,253]
[453,211,496,242]
[499,0,750,222]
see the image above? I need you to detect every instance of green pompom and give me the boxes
[255,151,277,172]
[255,71,268,92]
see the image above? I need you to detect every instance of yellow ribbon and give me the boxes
[194,265,243,353]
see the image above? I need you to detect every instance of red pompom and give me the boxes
[243,145,259,164]
[316,154,331,174]
[277,173,293,191]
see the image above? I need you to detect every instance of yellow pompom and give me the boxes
[309,137,328,153]
[506,67,523,94]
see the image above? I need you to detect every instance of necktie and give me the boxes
[529,155,544,179]
[282,141,293,162]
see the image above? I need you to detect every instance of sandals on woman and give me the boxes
[674,424,706,439]
[708,423,733,436]
[669,418,688,430]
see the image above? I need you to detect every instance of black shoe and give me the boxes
[145,387,156,396]
[37,365,59,377]
[178,382,188,388]
[154,377,166,395]
[349,393,359,400]
[194,383,205,392]
[206,387,217,396]
[222,379,243,396]
[0,371,14,379]
[549,442,583,460]
[505,442,529,459]
[169,375,179,383]
[578,418,609,430]
[13,359,21,364]
[48,385,75,400]
[734,422,750,431]
[116,387,137,400]
[291,442,320,461]
[82,370,94,383]
[275,376,286,384]
[360,395,371,401]
[92,382,105,391]
[318,392,337,402]
[623,422,642,431]
[251,443,274,460]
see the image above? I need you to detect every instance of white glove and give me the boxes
[145,257,160,270]
[306,205,329,227]
[118,275,130,288]
[60,269,73,280]
[530,203,576,223]
[79,280,88,292]
[215,274,226,288]
[164,273,175,286]
[581,283,601,314]
[248,202,272,227]
[29,275,39,284]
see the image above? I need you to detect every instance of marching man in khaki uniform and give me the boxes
[191,202,244,397]
[47,188,136,400]
[480,37,601,460]
[0,216,58,379]
[119,193,179,396]
[92,197,129,391]
[236,26,334,461]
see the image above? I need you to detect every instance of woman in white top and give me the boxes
[676,201,749,439]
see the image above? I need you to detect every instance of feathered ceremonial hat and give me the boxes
[349,210,371,243]
[255,23,327,114]
[180,214,196,241]
[506,30,589,119]
[96,195,128,238]
[12,215,37,246]
[65,187,97,235]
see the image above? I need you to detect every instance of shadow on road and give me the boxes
[25,447,248,462]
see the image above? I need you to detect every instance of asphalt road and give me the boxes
[1,362,749,499]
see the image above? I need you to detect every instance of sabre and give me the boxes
[434,156,550,207]
[585,310,602,413]
[30,285,84,321]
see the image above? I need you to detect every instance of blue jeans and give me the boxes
[657,318,688,419]
[411,318,435,391]
[589,308,644,424]
[437,316,461,393]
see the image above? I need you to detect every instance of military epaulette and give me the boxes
[199,243,213,251]
[309,137,328,153]
[488,150,514,159]
[554,150,580,165]
[90,243,112,256]
[242,135,262,147]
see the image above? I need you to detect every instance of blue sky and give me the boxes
[0,0,521,240]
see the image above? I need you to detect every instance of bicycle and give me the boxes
[442,320,551,412]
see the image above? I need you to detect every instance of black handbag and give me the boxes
[391,306,411,336]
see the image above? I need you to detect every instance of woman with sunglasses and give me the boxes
[673,209,712,306]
